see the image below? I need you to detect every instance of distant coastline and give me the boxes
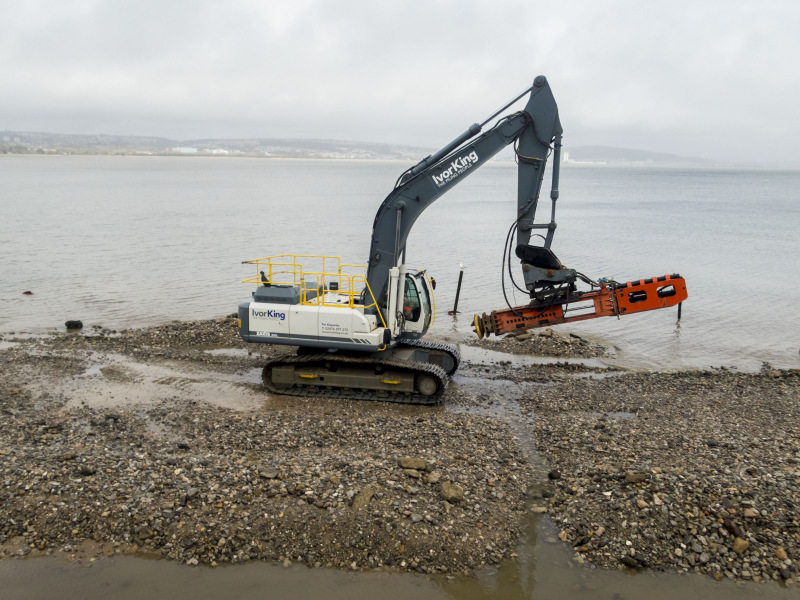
[4,129,794,168]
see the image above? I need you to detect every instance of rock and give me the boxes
[65,320,83,330]
[743,508,758,518]
[425,472,441,484]
[732,538,750,554]
[398,457,427,471]
[621,556,639,568]
[723,519,743,538]
[258,467,280,479]
[530,506,547,514]
[547,470,561,480]
[403,469,421,479]
[410,513,423,523]
[23,291,33,295]
[351,486,374,510]
[775,547,788,561]
[79,465,96,476]
[440,482,464,502]
[625,472,647,484]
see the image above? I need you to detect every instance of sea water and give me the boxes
[1,155,798,371]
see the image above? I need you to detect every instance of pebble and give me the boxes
[0,318,531,573]
[526,363,800,583]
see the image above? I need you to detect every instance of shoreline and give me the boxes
[1,318,798,585]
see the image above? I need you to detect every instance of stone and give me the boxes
[625,472,647,484]
[723,519,743,538]
[425,472,441,484]
[398,457,427,471]
[743,508,758,518]
[440,482,464,503]
[621,556,639,568]
[732,538,749,554]
[65,320,83,330]
[259,467,280,479]
[775,547,788,561]
[351,485,374,510]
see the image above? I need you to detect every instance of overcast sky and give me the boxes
[1,0,797,163]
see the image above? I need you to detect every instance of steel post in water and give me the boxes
[448,264,464,315]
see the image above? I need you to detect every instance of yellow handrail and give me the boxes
[242,255,386,329]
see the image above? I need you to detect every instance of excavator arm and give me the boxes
[365,75,565,311]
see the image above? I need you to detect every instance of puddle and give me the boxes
[50,353,265,411]
[204,347,251,358]
[1,511,789,600]
[606,411,637,420]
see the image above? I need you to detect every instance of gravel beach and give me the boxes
[1,317,798,585]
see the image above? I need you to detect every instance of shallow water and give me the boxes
[2,156,798,372]
[2,518,793,600]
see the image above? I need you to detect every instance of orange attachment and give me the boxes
[473,274,688,338]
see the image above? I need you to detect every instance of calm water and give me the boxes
[1,155,799,371]
[1,519,794,600]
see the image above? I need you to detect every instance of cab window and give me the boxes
[403,275,421,322]
[418,276,433,328]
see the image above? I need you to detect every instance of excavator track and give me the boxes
[262,353,449,405]
[396,338,461,375]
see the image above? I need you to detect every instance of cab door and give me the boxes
[401,274,430,336]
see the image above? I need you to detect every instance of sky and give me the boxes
[1,0,797,163]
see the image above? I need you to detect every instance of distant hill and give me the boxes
[2,130,714,165]
[0,131,432,159]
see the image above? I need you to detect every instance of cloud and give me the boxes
[1,0,798,162]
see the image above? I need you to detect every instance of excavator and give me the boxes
[237,75,688,404]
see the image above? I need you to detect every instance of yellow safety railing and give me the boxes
[242,255,386,329]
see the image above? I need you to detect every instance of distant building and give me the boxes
[172,147,198,153]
